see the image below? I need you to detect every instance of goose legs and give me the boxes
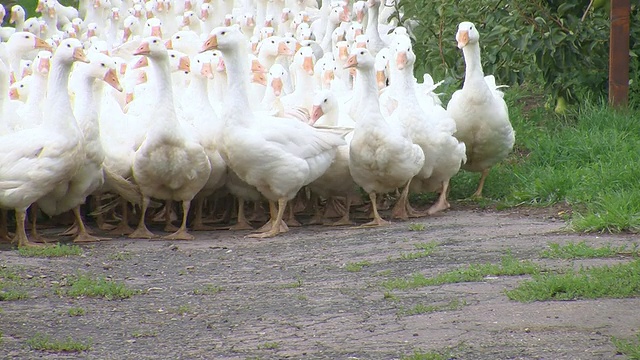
[428,180,451,215]
[110,199,135,235]
[129,197,156,239]
[249,199,289,238]
[360,192,390,227]
[164,200,195,240]
[391,179,414,220]
[472,168,490,198]
[15,209,45,248]
[229,198,254,230]
[71,206,101,243]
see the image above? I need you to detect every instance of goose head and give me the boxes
[391,35,414,70]
[201,25,244,53]
[10,5,26,24]
[134,36,169,60]
[311,89,337,124]
[353,1,367,23]
[24,18,41,36]
[293,46,315,76]
[54,38,89,65]
[76,52,123,91]
[374,47,390,89]
[123,15,141,42]
[192,52,214,79]
[9,77,31,101]
[267,64,286,97]
[33,51,53,75]
[456,21,479,49]
[344,47,374,70]
[7,32,53,53]
[143,17,163,38]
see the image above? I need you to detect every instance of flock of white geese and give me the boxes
[0,0,515,247]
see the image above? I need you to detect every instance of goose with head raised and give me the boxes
[345,47,424,226]
[0,38,88,247]
[201,25,345,238]
[446,21,514,198]
[126,36,212,240]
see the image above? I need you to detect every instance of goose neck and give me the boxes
[462,42,484,83]
[221,47,253,120]
[43,58,74,127]
[355,65,380,109]
[148,55,175,104]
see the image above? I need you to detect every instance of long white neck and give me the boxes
[462,42,484,87]
[221,46,253,124]
[73,73,102,140]
[148,55,175,106]
[42,57,76,129]
[25,72,48,109]
[390,63,418,103]
[352,64,380,122]
[366,5,381,42]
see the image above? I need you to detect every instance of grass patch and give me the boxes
[345,260,371,272]
[26,333,92,352]
[18,243,83,257]
[399,242,438,260]
[63,274,137,300]
[448,87,640,234]
[398,299,466,316]
[507,259,640,302]
[0,290,28,301]
[280,278,303,289]
[541,241,638,259]
[193,284,224,295]
[401,349,453,360]
[257,342,280,350]
[174,305,191,315]
[67,307,85,316]
[408,223,426,231]
[612,332,640,359]
[383,255,540,290]
[0,267,21,281]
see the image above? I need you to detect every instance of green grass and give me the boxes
[507,259,640,302]
[541,241,638,259]
[67,307,86,316]
[0,267,21,281]
[107,252,133,261]
[26,333,91,352]
[383,255,540,290]
[280,278,304,288]
[345,260,372,272]
[612,333,640,359]
[398,299,466,316]
[192,284,224,295]
[401,349,453,360]
[63,274,137,300]
[408,223,426,231]
[448,85,640,234]
[399,242,438,260]
[257,342,280,350]
[0,290,28,301]
[174,305,191,315]
[131,330,158,338]
[18,243,83,258]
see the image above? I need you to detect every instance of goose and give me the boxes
[281,45,316,114]
[345,48,424,226]
[13,51,52,132]
[0,38,88,248]
[8,77,31,103]
[181,10,203,34]
[201,25,345,238]
[363,0,390,56]
[446,21,514,198]
[6,32,52,83]
[10,5,27,32]
[179,51,228,230]
[127,36,211,240]
[39,51,123,243]
[387,36,466,216]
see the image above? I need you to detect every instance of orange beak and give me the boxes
[201,34,218,52]
[323,69,334,85]
[136,71,147,84]
[47,7,55,18]
[311,105,323,124]
[165,39,173,49]
[277,42,292,56]
[9,10,18,24]
[356,9,364,23]
[9,87,19,100]
[151,26,162,38]
[200,9,208,19]
[182,15,190,27]
[246,17,255,27]
[125,92,134,104]
[252,72,266,86]
[185,0,192,10]
[302,56,314,75]
[133,42,150,56]
[38,57,50,74]
[93,0,100,8]
[133,56,149,69]
[396,51,407,70]
[251,41,258,54]
[87,28,95,38]
[123,27,132,42]
[271,77,283,96]
[338,46,349,61]
[457,30,469,49]
[344,54,358,69]
[376,71,386,89]
[200,62,213,79]
[178,56,190,72]
[22,65,32,78]
[119,62,127,75]
[36,1,44,12]
[339,10,349,22]
[103,68,123,92]
[251,59,266,73]
[356,41,367,49]
[34,37,53,51]
[73,47,89,63]
[354,28,363,37]
[215,57,226,72]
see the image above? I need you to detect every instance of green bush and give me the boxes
[395,0,640,107]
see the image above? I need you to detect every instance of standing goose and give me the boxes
[0,39,88,248]
[201,25,345,238]
[345,48,424,226]
[127,36,212,240]
[446,22,514,198]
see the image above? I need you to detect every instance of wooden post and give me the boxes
[609,0,630,107]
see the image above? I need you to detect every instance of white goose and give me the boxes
[201,25,345,238]
[128,36,211,240]
[0,39,88,248]
[345,48,424,226]
[447,22,514,198]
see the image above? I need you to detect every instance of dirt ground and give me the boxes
[0,206,638,359]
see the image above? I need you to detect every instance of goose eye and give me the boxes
[153,39,158,43]
[221,31,226,35]
[323,99,327,103]
[176,36,180,39]
[67,43,71,48]
[170,54,175,57]
[101,62,105,67]
[25,34,30,39]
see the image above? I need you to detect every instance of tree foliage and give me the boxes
[395,0,639,106]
